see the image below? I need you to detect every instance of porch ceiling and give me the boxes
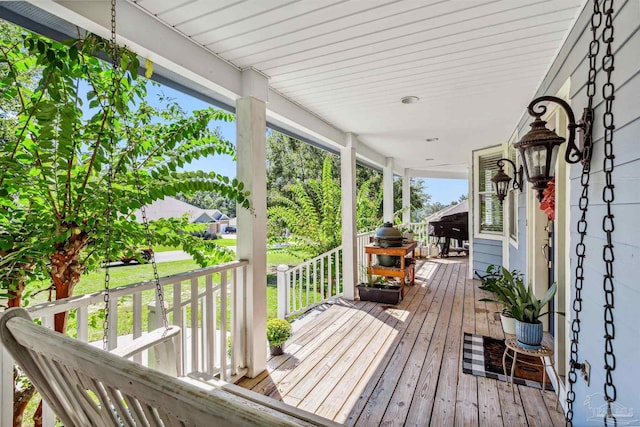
[15,0,585,177]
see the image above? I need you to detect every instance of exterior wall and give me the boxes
[472,238,502,277]
[511,1,640,423]
[508,190,527,280]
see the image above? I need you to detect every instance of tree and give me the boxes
[267,157,341,257]
[1,25,249,425]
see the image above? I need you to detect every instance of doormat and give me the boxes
[462,332,553,391]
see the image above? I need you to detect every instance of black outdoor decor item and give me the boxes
[357,284,402,305]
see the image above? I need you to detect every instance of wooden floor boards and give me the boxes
[238,257,565,426]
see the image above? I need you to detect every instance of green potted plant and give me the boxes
[510,280,558,350]
[477,265,519,335]
[266,318,292,356]
[356,265,402,305]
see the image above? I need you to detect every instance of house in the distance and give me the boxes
[136,196,233,234]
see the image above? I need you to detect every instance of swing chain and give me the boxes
[131,146,168,329]
[103,0,119,351]
[601,1,617,425]
[566,0,600,424]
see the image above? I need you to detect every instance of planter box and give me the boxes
[357,284,402,305]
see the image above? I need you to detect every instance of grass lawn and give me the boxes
[212,238,237,248]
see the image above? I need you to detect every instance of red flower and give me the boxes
[539,179,555,221]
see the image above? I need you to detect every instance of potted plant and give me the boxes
[510,280,559,350]
[266,318,292,356]
[477,265,518,335]
[356,266,402,305]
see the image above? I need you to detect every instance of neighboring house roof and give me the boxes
[425,199,468,223]
[204,209,230,221]
[134,197,235,224]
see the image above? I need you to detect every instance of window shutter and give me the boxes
[478,152,503,233]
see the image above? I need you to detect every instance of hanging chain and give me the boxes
[601,1,617,424]
[131,141,169,330]
[566,0,600,424]
[103,0,119,351]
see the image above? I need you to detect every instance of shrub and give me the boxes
[266,318,292,347]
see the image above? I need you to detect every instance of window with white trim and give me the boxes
[474,148,503,236]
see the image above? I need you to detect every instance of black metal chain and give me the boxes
[103,0,119,351]
[566,0,600,424]
[130,137,169,330]
[601,1,617,424]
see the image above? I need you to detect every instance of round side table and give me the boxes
[502,336,560,407]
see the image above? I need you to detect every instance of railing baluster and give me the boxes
[190,277,199,373]
[327,253,333,298]
[107,298,118,350]
[335,250,340,296]
[172,281,184,372]
[296,267,304,310]
[320,257,325,300]
[305,263,310,309]
[230,268,238,376]
[220,271,228,381]
[132,292,142,364]
[77,306,88,343]
[313,260,317,304]
[205,274,215,375]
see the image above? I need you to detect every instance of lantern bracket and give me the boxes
[526,95,593,165]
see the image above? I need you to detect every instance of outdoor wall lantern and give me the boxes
[514,95,593,201]
[491,158,523,205]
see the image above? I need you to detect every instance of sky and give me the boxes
[152,83,468,205]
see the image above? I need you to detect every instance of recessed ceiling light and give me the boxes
[401,96,419,104]
[425,138,439,142]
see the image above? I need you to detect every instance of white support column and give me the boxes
[236,69,268,378]
[402,168,411,225]
[383,157,395,223]
[341,133,358,299]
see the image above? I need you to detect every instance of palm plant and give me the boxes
[511,281,558,324]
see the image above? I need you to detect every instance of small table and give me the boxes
[502,336,560,407]
[365,242,417,297]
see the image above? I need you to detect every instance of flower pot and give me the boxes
[500,313,516,335]
[270,345,284,356]
[515,320,543,350]
[357,284,402,305]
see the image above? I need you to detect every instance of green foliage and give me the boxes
[267,156,341,257]
[478,265,559,323]
[477,265,518,316]
[266,318,292,347]
[0,25,250,305]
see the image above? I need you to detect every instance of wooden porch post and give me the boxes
[341,133,358,299]
[402,169,411,225]
[383,157,395,223]
[236,69,268,378]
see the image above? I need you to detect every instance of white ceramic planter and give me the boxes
[500,313,516,335]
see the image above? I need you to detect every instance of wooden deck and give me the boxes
[238,258,565,426]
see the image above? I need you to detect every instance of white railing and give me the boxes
[277,230,376,319]
[0,260,249,427]
[277,247,342,319]
[357,230,376,283]
[407,222,430,244]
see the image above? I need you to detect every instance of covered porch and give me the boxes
[240,258,564,426]
[4,0,639,425]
